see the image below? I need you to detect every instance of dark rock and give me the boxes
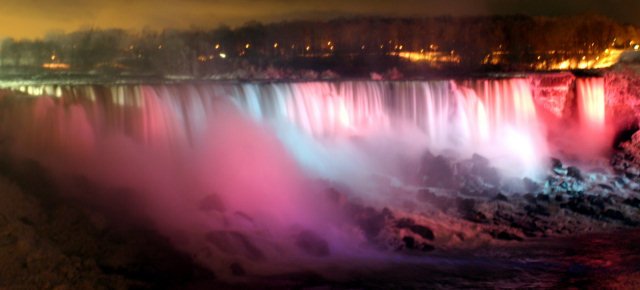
[402,236,415,249]
[523,193,537,204]
[625,166,640,177]
[395,218,415,228]
[493,210,516,225]
[395,218,435,240]
[587,195,606,210]
[401,236,435,252]
[614,177,628,188]
[603,209,626,221]
[381,207,394,219]
[457,198,475,214]
[457,198,488,223]
[350,205,389,239]
[563,197,600,218]
[420,152,456,188]
[525,204,550,217]
[494,193,509,202]
[559,181,569,190]
[608,195,625,204]
[567,166,583,181]
[554,194,565,202]
[536,193,550,202]
[420,244,436,252]
[598,184,614,191]
[230,263,245,276]
[520,222,546,237]
[550,158,563,170]
[624,197,640,207]
[295,230,330,257]
[408,225,435,241]
[491,231,523,241]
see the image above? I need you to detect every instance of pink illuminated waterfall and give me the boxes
[0,80,550,176]
[0,77,616,277]
[577,78,606,130]
[457,79,543,173]
[233,80,544,165]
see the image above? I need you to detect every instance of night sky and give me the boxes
[1,0,637,39]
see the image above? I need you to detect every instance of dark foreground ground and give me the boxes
[1,154,640,290]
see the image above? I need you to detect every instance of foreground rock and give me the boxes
[0,163,214,290]
[2,143,640,287]
[352,149,640,251]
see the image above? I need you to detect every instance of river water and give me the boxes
[202,230,640,289]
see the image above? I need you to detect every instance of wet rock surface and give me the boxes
[409,150,640,244]
[320,147,640,257]
[2,144,640,288]
[342,202,437,254]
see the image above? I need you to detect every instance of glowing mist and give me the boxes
[0,77,612,278]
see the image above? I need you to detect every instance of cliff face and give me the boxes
[605,68,640,130]
[530,73,576,119]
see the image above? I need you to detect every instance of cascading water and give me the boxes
[574,77,610,155]
[0,77,611,278]
[577,78,606,130]
[231,80,547,178]
[456,79,543,175]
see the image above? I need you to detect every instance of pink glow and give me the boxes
[577,78,606,130]
[0,77,619,278]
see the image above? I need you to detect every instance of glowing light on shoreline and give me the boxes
[42,63,70,69]
[484,48,624,70]
[390,51,461,65]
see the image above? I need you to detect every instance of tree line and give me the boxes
[0,14,637,76]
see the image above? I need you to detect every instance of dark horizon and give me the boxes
[2,0,640,39]
[0,14,634,79]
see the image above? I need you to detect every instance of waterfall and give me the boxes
[577,78,606,130]
[0,77,610,277]
[0,80,554,177]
